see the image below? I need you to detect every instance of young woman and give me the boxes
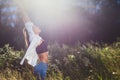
[20,9,48,80]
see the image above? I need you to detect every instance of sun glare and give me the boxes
[13,0,103,38]
[22,0,75,27]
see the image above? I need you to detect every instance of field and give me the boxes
[0,41,120,80]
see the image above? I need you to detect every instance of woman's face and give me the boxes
[33,25,41,35]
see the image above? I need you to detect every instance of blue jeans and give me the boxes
[34,62,48,80]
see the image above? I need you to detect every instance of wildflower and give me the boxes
[112,72,116,74]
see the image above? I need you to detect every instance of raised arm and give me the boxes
[21,9,31,23]
[18,4,31,23]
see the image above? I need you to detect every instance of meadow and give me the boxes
[0,41,120,80]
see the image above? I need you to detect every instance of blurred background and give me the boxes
[0,0,120,49]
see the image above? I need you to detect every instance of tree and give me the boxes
[0,0,24,50]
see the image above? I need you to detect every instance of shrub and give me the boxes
[0,42,120,80]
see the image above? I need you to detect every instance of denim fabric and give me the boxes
[34,62,48,80]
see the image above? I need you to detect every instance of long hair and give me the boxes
[23,27,29,49]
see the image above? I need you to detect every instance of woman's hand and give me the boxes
[18,5,31,23]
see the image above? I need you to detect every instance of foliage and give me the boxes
[0,42,120,80]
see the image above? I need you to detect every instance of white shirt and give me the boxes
[20,22,42,67]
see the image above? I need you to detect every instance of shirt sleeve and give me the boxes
[25,22,34,35]
[25,22,35,42]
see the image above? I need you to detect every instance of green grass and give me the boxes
[0,41,120,80]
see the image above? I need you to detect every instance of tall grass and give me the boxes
[0,42,120,80]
